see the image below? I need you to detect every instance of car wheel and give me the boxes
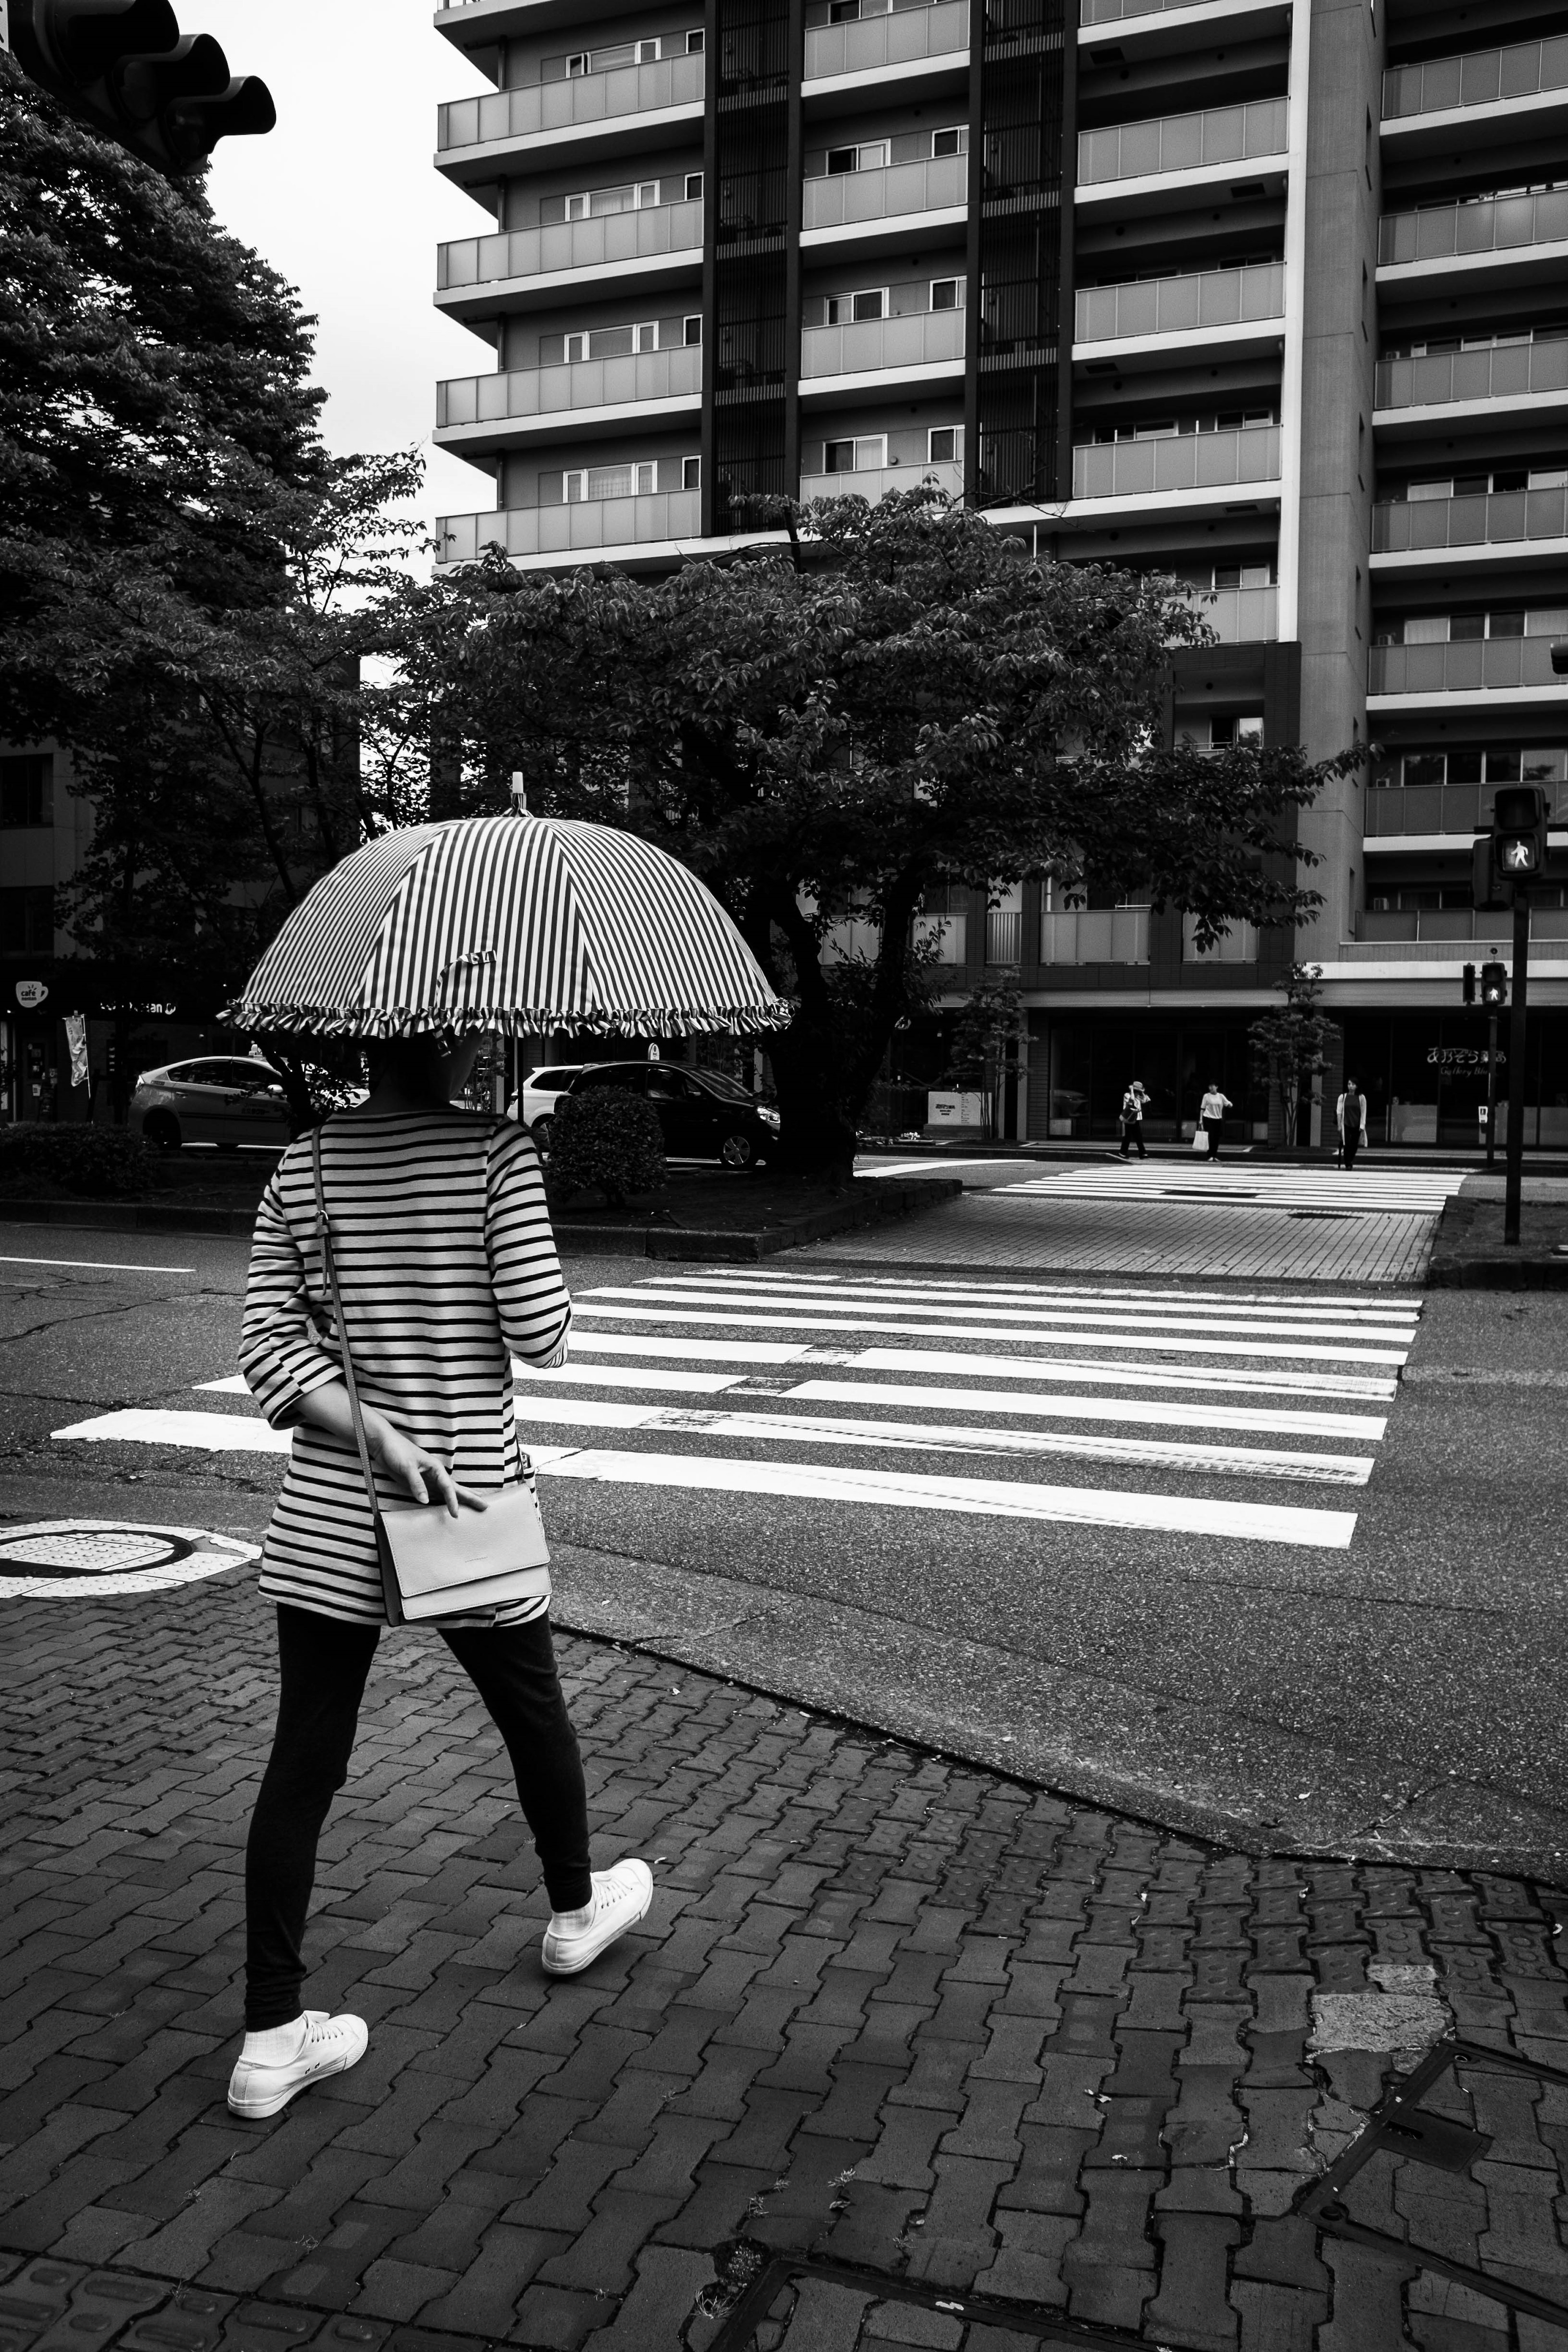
[531,1115,555,1154]
[143,1112,182,1154]
[718,1131,755,1170]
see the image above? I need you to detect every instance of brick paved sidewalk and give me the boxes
[2,1575,1566,2352]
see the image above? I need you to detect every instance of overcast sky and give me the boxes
[203,2,494,539]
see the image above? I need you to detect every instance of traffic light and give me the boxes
[7,0,274,175]
[1480,959,1508,1007]
[1462,962,1476,1006]
[1472,833,1510,912]
[1492,784,1548,880]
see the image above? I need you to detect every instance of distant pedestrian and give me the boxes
[1337,1077,1368,1170]
[1119,1080,1149,1159]
[1199,1080,1232,1160]
[226,1032,652,2123]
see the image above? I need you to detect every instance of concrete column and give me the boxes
[1291,0,1383,967]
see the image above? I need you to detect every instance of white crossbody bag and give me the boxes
[311,1126,551,1628]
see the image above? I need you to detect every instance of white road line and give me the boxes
[571,1332,1397,1400]
[526,1447,1359,1548]
[194,1366,750,1400]
[572,1299,1409,1367]
[673,1271,1422,1324]
[785,1379,1387,1442]
[591,1282,1418,1347]
[55,1409,290,1452]
[856,1159,1015,1176]
[0,1254,198,1275]
[1000,1173,1463,1209]
[196,1376,249,1393]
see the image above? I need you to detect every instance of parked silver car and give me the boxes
[129,1057,291,1153]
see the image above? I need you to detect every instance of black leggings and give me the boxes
[244,1604,592,2029]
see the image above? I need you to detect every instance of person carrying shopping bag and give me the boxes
[227,1031,652,2121]
[1336,1077,1369,1170]
[1198,1079,1232,1160]
[1119,1081,1149,1159]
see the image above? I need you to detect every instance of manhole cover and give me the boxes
[0,1520,258,1599]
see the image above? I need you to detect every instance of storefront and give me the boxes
[1341,1010,1568,1149]
[1029,1013,1270,1144]
[0,964,235,1125]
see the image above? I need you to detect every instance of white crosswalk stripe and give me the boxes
[53,1265,1424,1554]
[997,1165,1466,1213]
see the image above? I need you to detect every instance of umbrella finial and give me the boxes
[509,770,528,815]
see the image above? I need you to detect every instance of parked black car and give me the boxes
[567,1062,780,1168]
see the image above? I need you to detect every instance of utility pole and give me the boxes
[1486,1006,1499,1170]
[1505,878,1529,1245]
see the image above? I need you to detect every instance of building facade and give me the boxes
[432,0,1568,1148]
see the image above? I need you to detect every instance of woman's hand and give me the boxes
[367,1417,490,1518]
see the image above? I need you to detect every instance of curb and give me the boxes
[1425,1193,1568,1288]
[0,1198,256,1236]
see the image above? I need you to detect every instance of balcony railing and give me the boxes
[802,152,969,231]
[805,0,969,80]
[1078,97,1286,187]
[1369,639,1566,694]
[1373,485,1568,553]
[1376,337,1568,410]
[1378,186,1568,266]
[438,54,704,152]
[1074,423,1279,500]
[1365,783,1491,836]
[801,307,965,379]
[438,490,703,564]
[438,200,704,292]
[1081,0,1209,18]
[1183,916,1259,963]
[1359,907,1568,941]
[799,458,965,503]
[985,910,1023,965]
[437,347,702,430]
[913,912,967,963]
[1040,909,1150,964]
[1075,261,1283,344]
[1382,35,1568,121]
[1185,585,1278,642]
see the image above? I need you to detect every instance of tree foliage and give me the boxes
[547,1087,666,1207]
[399,490,1356,1167]
[1249,962,1336,1148]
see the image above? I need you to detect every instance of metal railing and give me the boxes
[1081,0,1210,18]
[1382,35,1568,120]
[437,490,703,565]
[1075,260,1283,343]
[1375,336,1568,410]
[1372,485,1568,553]
[802,152,968,229]
[799,458,965,503]
[1369,639,1566,694]
[1183,915,1258,963]
[1040,909,1150,963]
[1078,97,1286,187]
[438,200,704,292]
[1379,185,1568,266]
[438,53,704,151]
[801,307,965,378]
[805,0,968,80]
[1186,585,1278,642]
[1365,783,1490,836]
[437,347,702,430]
[913,912,967,962]
[1074,423,1279,499]
[985,910,1023,965]
[1359,906,1568,940]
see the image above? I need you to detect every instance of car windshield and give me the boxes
[693,1071,753,1105]
[532,1067,577,1089]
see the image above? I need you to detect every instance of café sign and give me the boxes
[14,980,48,1011]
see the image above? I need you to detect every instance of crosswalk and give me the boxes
[996,1165,1468,1214]
[52,1266,1425,1556]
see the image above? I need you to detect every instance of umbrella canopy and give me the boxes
[226,815,789,1040]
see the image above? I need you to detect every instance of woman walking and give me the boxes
[1199,1078,1232,1160]
[227,1032,650,2121]
[1119,1080,1149,1160]
[1336,1076,1369,1169]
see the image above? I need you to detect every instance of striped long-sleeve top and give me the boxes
[239,1109,572,1627]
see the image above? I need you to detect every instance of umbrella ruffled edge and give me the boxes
[221,998,794,1040]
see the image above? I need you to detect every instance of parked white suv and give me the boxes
[505,1064,584,1152]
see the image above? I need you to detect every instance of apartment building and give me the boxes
[433,0,1568,1148]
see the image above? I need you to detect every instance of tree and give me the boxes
[1249,962,1335,1148]
[943,976,1029,1142]
[398,489,1358,1171]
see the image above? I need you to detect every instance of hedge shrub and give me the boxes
[547,1087,665,1208]
[0,1122,156,1198]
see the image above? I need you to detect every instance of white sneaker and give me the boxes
[541,1860,653,1976]
[227,2010,368,2118]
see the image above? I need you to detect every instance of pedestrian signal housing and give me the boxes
[8,0,274,173]
[1472,835,1510,912]
[1462,962,1476,1005]
[1492,784,1548,878]
[1479,959,1508,1007]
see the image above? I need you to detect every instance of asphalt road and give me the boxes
[1,1221,1564,1880]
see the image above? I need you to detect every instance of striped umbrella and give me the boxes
[226,815,789,1039]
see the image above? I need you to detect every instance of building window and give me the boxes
[0,887,53,956]
[682,455,701,489]
[684,314,702,344]
[684,172,704,200]
[825,140,889,174]
[0,755,51,829]
[1210,715,1264,746]
[824,287,888,324]
[824,435,887,473]
[930,277,964,310]
[559,461,657,503]
[927,426,964,463]
[931,126,966,157]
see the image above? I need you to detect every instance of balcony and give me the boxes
[1378,187,1568,268]
[437,348,702,439]
[437,490,702,565]
[800,307,965,383]
[437,53,704,158]
[913,911,967,963]
[802,153,969,234]
[1359,907,1568,942]
[1369,639,1566,695]
[805,0,969,83]
[1183,915,1258,962]
[437,201,704,304]
[799,457,965,503]
[1075,261,1283,345]
[1375,337,1568,413]
[1382,36,1568,122]
[1365,783,1494,837]
[1073,423,1279,501]
[1077,98,1287,188]
[1040,908,1151,963]
[1188,584,1278,642]
[985,909,1023,965]
[1081,0,1215,18]
[1372,485,1568,555]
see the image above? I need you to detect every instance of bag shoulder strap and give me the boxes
[312,1125,382,1516]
